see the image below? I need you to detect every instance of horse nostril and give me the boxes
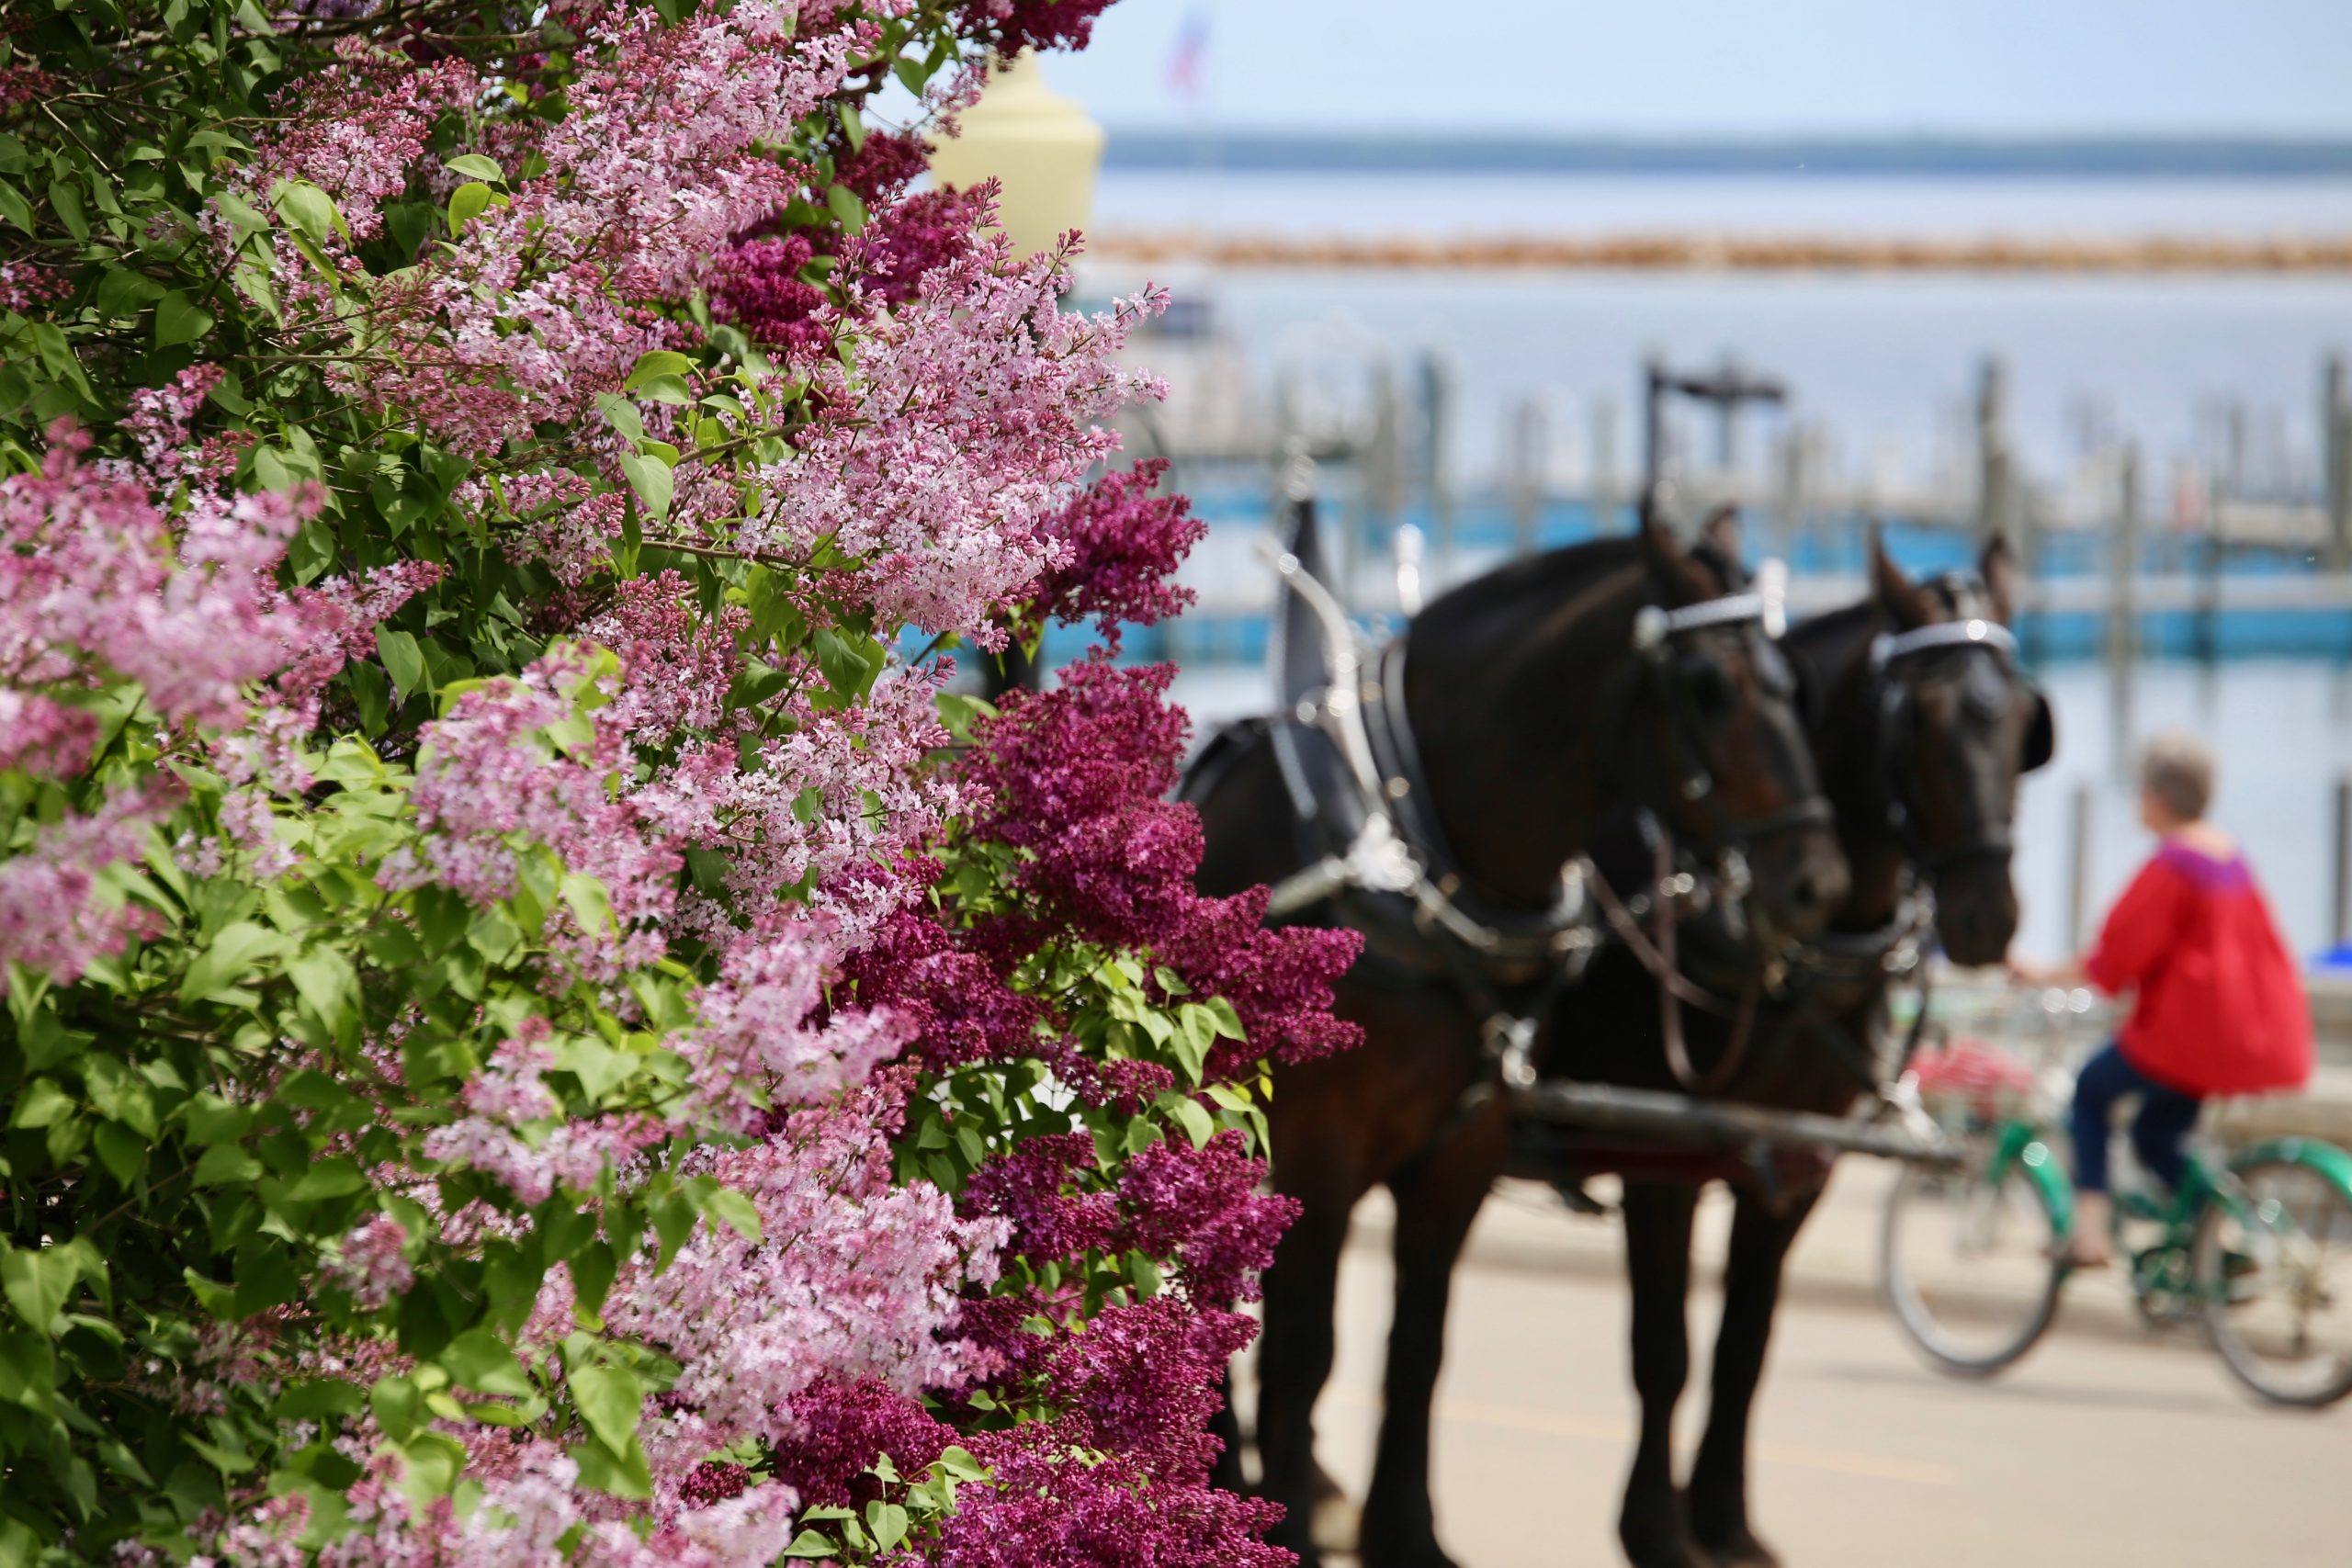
[1792,873,1821,910]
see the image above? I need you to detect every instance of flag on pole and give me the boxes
[1166,9,1210,101]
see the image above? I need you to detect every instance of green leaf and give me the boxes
[95,266,164,320]
[447,181,494,237]
[180,920,281,1005]
[594,390,647,446]
[0,179,32,236]
[288,947,360,1032]
[9,1079,73,1130]
[624,351,696,391]
[1,1246,80,1331]
[1167,1094,1216,1149]
[269,180,339,245]
[700,1186,762,1245]
[192,1145,263,1187]
[153,289,215,348]
[375,626,425,697]
[567,1363,641,1454]
[784,1530,838,1560]
[618,451,673,520]
[287,1156,367,1201]
[444,153,504,183]
[92,1122,146,1185]
[48,178,87,241]
[825,184,866,235]
[865,1501,909,1553]
[440,1328,534,1398]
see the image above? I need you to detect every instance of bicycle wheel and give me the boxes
[2193,1156,2352,1408]
[1883,1156,2066,1376]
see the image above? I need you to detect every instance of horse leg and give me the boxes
[1256,1173,1358,1568]
[1208,1378,1247,1496]
[1359,1105,1506,1568]
[1619,1181,1708,1568]
[1685,1184,1823,1568]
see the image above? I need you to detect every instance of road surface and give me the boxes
[1237,1164,2346,1567]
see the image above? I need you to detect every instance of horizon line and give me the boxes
[1098,129,2352,177]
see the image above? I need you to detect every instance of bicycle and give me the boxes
[1877,978,2352,1408]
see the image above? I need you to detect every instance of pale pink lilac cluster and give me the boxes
[0,434,427,976]
[378,649,681,983]
[671,918,910,1134]
[639,661,971,947]
[744,234,1169,642]
[286,1,883,456]
[614,1084,1008,1494]
[324,1216,414,1312]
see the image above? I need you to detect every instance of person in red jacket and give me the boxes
[2011,730,2313,1266]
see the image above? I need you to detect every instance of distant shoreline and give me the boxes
[1100,130,2352,178]
[1091,230,2352,273]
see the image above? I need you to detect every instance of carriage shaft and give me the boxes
[1502,1080,1967,1167]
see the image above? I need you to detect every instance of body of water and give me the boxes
[1093,169,2352,243]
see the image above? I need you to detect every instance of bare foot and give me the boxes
[2064,1192,2114,1267]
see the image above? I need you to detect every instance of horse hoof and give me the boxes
[1311,1486,1363,1555]
[1620,1517,1720,1568]
[1692,1526,1779,1568]
[1360,1541,1462,1568]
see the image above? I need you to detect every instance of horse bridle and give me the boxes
[1630,591,1837,925]
[1870,612,2041,873]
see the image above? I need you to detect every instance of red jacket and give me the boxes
[2084,839,2312,1097]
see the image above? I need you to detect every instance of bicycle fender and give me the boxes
[2229,1135,2352,1201]
[1991,1122,2075,1238]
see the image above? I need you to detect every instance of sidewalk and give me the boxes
[1343,1061,2352,1352]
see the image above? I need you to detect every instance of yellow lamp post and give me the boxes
[923,49,1106,258]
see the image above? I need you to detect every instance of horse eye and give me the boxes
[1961,658,2011,718]
[1683,660,1736,715]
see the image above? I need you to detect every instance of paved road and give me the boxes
[1241,1165,2347,1568]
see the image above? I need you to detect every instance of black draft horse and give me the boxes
[1534,533,2054,1568]
[1186,518,1851,1568]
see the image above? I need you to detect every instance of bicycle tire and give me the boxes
[2194,1156,2352,1409]
[1883,1157,2066,1377]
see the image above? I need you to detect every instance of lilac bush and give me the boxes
[0,4,1357,1564]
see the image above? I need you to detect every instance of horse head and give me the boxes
[1815,532,2054,965]
[1624,514,1850,949]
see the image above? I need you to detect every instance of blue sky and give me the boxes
[1043,0,2352,135]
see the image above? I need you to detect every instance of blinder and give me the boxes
[1637,592,1836,853]
[1870,615,2048,865]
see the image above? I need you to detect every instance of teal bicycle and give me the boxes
[1878,982,2352,1408]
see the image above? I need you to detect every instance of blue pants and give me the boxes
[2069,1043,2200,1194]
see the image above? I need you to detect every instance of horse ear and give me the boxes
[1702,504,1741,560]
[1639,513,1718,606]
[1981,532,2019,626]
[1870,528,1933,631]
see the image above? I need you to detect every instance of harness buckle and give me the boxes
[1485,1014,1541,1088]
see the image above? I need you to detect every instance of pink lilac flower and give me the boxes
[1034,457,1204,647]
[579,572,746,744]
[710,234,832,356]
[741,235,1168,643]
[613,1082,1007,1484]
[771,1377,954,1510]
[1115,1130,1297,1309]
[326,1216,414,1311]
[671,917,910,1134]
[965,658,1364,1074]
[379,648,681,983]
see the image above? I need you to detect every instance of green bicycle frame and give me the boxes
[1984,1119,2076,1240]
